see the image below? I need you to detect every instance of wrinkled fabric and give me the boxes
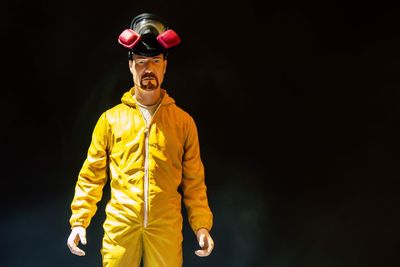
[69,87,213,266]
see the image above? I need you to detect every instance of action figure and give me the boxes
[67,13,214,266]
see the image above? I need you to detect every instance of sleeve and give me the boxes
[181,115,213,233]
[69,112,109,229]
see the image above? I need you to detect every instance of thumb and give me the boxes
[78,230,87,245]
[199,234,205,248]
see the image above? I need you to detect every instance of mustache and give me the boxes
[141,73,157,80]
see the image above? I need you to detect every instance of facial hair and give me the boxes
[139,72,159,90]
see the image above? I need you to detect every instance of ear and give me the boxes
[128,60,133,74]
[163,59,167,74]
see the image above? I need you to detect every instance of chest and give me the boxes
[109,108,185,155]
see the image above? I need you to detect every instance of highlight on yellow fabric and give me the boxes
[69,88,213,266]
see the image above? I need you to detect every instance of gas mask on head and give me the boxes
[118,13,181,59]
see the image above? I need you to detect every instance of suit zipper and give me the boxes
[143,128,149,227]
[143,103,162,228]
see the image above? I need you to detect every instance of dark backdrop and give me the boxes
[2,0,399,266]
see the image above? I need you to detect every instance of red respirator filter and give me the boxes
[118,29,141,49]
[156,29,181,49]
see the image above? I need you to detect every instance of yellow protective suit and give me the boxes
[69,88,213,267]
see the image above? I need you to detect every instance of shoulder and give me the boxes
[95,103,132,127]
[106,103,129,113]
[167,104,199,137]
[167,103,194,122]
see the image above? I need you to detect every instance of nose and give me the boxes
[144,68,154,74]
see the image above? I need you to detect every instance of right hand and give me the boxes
[67,226,87,256]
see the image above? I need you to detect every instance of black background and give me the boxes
[2,0,399,266]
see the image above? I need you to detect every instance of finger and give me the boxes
[70,245,86,256]
[207,239,214,255]
[67,237,85,256]
[67,234,77,249]
[195,248,210,257]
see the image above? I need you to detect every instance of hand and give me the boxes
[195,228,214,257]
[67,226,87,256]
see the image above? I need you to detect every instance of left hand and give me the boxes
[195,228,214,257]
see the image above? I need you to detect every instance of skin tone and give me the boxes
[195,228,215,257]
[67,226,86,256]
[128,53,167,106]
[67,53,215,258]
[67,226,215,257]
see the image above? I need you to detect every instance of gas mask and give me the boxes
[118,13,181,58]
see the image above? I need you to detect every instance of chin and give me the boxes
[139,81,159,91]
[141,86,159,91]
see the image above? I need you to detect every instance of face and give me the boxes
[129,53,167,91]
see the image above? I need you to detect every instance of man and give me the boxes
[67,13,214,266]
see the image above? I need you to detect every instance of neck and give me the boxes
[134,86,161,106]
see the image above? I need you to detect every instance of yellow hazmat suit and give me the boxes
[69,88,213,266]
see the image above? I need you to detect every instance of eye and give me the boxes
[153,58,161,64]
[135,59,145,64]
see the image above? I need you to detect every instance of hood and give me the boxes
[121,87,175,108]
